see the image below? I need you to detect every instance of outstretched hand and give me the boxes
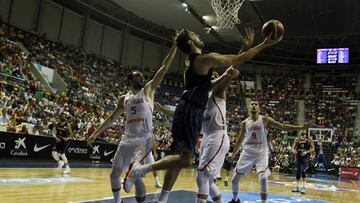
[241,27,255,50]
[263,32,283,47]
[225,66,240,78]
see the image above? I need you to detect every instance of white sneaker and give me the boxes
[63,165,71,174]
[57,161,64,170]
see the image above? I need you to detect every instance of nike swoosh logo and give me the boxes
[34,144,52,152]
[104,150,115,156]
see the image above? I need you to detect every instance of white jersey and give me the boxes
[124,89,153,138]
[242,115,268,155]
[202,94,227,136]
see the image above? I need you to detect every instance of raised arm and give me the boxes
[144,33,179,97]
[154,102,175,117]
[228,121,246,161]
[196,33,281,69]
[264,116,309,131]
[87,96,125,145]
[211,67,239,99]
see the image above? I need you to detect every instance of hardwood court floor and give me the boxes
[0,167,359,203]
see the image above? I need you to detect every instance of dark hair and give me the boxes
[176,30,191,53]
[126,70,141,83]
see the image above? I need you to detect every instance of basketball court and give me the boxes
[0,164,358,203]
[1,0,360,203]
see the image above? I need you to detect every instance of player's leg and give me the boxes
[230,154,254,203]
[292,157,301,192]
[196,169,210,203]
[209,178,224,203]
[255,154,270,203]
[301,156,310,194]
[156,167,182,203]
[146,152,162,188]
[60,141,71,174]
[110,145,127,203]
[134,178,146,203]
[52,141,63,170]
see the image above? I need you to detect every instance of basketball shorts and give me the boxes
[235,153,271,176]
[171,100,204,155]
[112,136,152,172]
[52,139,69,154]
[198,132,230,178]
[296,155,310,172]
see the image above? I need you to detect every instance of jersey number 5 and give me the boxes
[131,107,137,115]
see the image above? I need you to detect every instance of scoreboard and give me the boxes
[317,48,349,64]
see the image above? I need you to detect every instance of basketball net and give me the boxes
[211,0,245,29]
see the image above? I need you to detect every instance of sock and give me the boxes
[158,189,170,202]
[155,176,160,184]
[232,193,238,201]
[261,200,266,203]
[225,176,228,182]
[296,181,299,188]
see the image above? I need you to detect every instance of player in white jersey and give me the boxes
[196,28,255,203]
[227,101,310,203]
[87,34,178,203]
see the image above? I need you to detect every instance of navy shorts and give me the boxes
[170,100,204,155]
[52,139,70,154]
[296,155,309,172]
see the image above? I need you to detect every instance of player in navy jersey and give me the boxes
[291,130,315,194]
[124,29,282,203]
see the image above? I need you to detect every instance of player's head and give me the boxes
[176,30,204,53]
[299,130,307,139]
[249,101,260,115]
[127,70,144,90]
[211,71,220,80]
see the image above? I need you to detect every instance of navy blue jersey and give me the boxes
[180,53,212,109]
[296,137,311,157]
[56,122,69,140]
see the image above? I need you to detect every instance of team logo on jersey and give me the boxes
[0,142,5,149]
[11,137,28,156]
[90,145,101,160]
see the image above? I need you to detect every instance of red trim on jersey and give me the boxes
[199,133,225,171]
[212,96,225,130]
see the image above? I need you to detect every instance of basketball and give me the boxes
[262,20,284,40]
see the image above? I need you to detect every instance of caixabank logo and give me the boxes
[90,145,101,160]
[11,137,28,156]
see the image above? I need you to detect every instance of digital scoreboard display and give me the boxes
[316,48,349,64]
